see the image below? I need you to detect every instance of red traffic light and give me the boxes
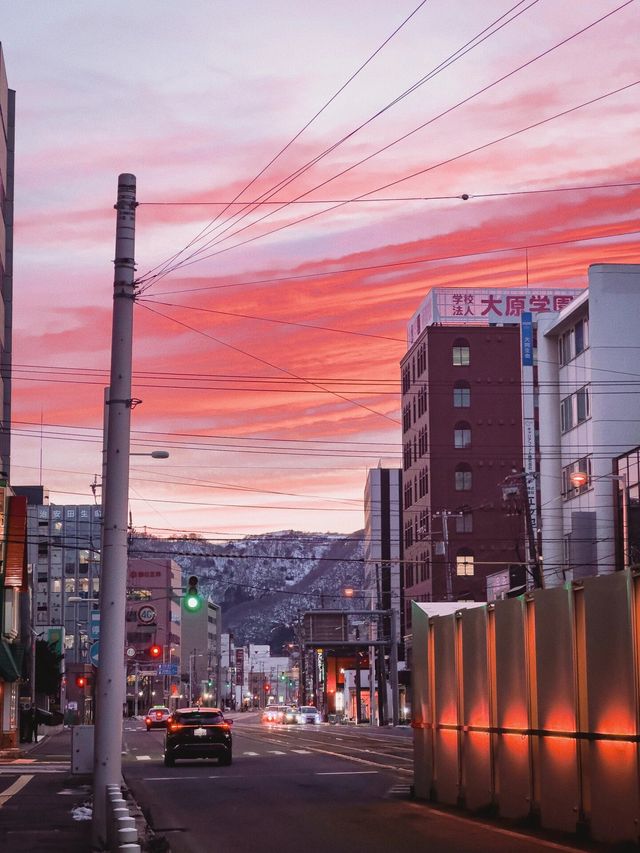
[264,683,270,692]
[75,675,87,688]
[149,644,162,659]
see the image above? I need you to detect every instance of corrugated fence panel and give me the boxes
[582,572,639,844]
[432,616,460,805]
[533,587,580,833]
[460,606,493,811]
[411,602,433,800]
[494,597,531,819]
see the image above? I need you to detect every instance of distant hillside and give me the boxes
[128,530,365,646]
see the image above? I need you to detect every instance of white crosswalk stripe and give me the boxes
[267,750,286,755]
[242,751,259,756]
[291,749,311,754]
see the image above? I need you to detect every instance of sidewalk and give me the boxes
[0,725,93,852]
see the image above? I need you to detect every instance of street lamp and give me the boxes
[130,450,170,459]
[570,470,629,570]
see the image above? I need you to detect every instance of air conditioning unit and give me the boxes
[434,541,445,556]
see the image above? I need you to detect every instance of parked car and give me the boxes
[145,706,170,731]
[164,707,233,767]
[261,705,286,724]
[297,706,321,724]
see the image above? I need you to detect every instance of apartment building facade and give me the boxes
[537,264,640,585]
[400,286,578,636]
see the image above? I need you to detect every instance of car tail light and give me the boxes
[169,722,182,732]
[220,722,231,731]
[156,712,162,719]
[144,717,151,724]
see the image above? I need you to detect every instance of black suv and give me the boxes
[164,708,233,767]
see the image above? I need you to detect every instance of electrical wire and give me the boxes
[139,0,432,285]
[140,3,635,284]
[136,300,402,425]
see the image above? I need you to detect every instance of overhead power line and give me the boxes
[140,3,634,284]
[139,0,431,286]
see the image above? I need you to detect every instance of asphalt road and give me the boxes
[122,714,599,853]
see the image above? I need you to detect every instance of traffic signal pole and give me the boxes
[92,174,137,849]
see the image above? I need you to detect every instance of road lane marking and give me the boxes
[291,749,311,754]
[267,750,286,755]
[242,751,259,756]
[0,775,34,807]
[316,771,378,775]
[135,755,152,761]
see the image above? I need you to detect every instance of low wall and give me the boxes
[412,570,640,845]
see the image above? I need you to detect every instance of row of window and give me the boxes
[403,426,429,470]
[560,385,590,432]
[558,317,588,366]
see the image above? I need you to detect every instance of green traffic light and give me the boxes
[185,593,201,611]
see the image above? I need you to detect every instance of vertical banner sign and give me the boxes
[521,312,537,566]
[521,312,533,366]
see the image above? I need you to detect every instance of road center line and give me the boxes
[316,771,379,776]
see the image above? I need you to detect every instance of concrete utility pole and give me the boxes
[92,174,137,849]
[433,510,461,601]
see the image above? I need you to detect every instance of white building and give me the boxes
[538,264,640,586]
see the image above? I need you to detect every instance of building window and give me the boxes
[574,318,588,355]
[452,338,470,366]
[455,463,472,491]
[402,403,411,432]
[562,456,592,500]
[560,395,573,432]
[456,550,475,576]
[418,509,429,539]
[418,425,428,457]
[454,421,472,449]
[402,365,410,394]
[418,466,429,497]
[453,381,471,408]
[576,385,590,423]
[560,385,590,432]
[403,441,412,471]
[417,385,427,417]
[416,342,427,376]
[403,481,413,510]
[455,509,473,533]
[404,519,413,549]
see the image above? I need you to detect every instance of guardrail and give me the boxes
[105,784,141,852]
[412,570,640,846]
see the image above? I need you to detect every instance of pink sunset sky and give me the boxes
[2,0,639,538]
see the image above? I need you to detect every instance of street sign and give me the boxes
[90,611,101,640]
[157,663,178,676]
[126,647,136,658]
[138,604,156,625]
[89,641,99,666]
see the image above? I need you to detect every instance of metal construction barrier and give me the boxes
[105,784,141,852]
[412,570,640,846]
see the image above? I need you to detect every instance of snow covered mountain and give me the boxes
[128,530,365,646]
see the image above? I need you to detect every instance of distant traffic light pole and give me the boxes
[92,174,137,849]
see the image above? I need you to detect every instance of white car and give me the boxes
[297,706,320,724]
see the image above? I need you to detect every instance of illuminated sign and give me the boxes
[408,287,579,343]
